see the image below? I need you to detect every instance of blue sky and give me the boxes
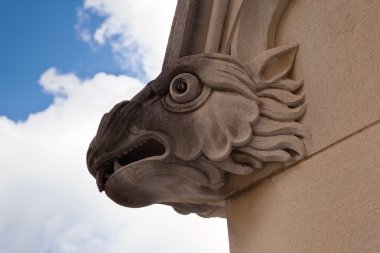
[0,0,122,121]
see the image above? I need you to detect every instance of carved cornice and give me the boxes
[87,0,310,218]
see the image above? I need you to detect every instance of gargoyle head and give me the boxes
[87,45,310,217]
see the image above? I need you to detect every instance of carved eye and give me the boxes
[164,72,211,112]
[169,73,202,103]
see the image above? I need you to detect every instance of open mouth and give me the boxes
[95,138,166,192]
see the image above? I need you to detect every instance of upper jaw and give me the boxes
[88,131,170,192]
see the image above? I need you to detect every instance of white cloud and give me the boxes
[77,0,177,79]
[0,69,228,253]
[1,1,230,252]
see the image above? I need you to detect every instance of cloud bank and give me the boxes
[0,1,229,252]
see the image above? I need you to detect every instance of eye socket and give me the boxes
[169,73,202,104]
[164,72,211,112]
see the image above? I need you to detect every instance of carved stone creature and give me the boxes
[87,44,309,217]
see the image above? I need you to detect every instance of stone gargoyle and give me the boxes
[86,44,309,218]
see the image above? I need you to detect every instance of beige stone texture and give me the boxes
[276,0,380,153]
[225,0,380,196]
[227,122,380,253]
[227,1,380,251]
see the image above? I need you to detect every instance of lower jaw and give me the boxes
[103,164,223,208]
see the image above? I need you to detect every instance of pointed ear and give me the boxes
[245,44,299,89]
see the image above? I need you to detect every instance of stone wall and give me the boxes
[226,0,380,252]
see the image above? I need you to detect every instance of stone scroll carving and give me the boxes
[86,44,310,217]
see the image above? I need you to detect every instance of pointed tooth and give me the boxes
[96,170,105,192]
[113,159,123,172]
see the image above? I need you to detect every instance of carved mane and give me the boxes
[228,44,310,174]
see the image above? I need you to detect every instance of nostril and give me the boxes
[129,125,140,134]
